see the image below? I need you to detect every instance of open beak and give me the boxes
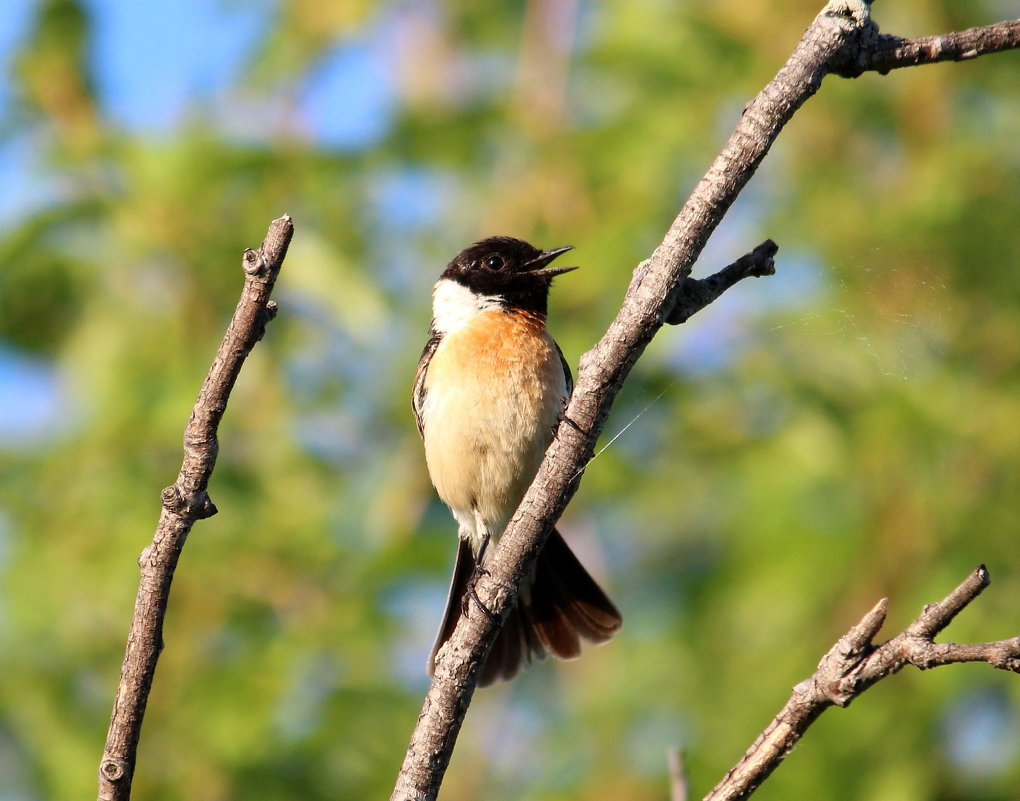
[523,245,578,278]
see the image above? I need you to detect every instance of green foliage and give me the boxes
[2,1,1019,799]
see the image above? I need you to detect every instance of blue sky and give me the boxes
[88,0,268,132]
[0,0,401,443]
[85,0,398,146]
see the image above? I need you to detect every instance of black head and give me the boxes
[440,236,577,315]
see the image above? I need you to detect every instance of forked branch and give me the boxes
[703,566,1020,801]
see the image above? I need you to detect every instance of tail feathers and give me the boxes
[428,529,622,687]
[428,538,475,677]
[528,528,622,650]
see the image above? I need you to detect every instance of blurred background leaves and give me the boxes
[1,1,1019,799]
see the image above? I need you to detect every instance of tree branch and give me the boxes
[702,566,1020,801]
[667,239,778,325]
[97,216,293,801]
[669,747,691,801]
[391,2,1020,798]
[833,18,1020,77]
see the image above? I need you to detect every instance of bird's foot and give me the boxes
[463,566,499,625]
[555,405,584,437]
[461,534,499,624]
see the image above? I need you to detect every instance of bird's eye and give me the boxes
[485,255,504,270]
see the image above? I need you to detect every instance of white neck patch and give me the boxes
[431,278,501,334]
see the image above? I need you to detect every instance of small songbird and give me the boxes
[412,236,622,686]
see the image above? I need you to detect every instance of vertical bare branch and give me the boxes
[97,216,293,801]
[669,748,690,801]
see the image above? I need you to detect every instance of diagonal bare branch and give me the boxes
[391,3,866,797]
[702,566,1020,801]
[391,1,1020,798]
[97,216,293,801]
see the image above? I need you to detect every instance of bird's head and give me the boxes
[437,236,577,318]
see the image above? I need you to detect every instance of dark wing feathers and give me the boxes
[412,333,441,438]
[554,339,573,400]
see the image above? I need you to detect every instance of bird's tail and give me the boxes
[428,529,622,686]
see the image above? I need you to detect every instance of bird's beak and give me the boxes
[523,245,578,277]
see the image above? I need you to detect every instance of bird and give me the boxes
[412,235,622,686]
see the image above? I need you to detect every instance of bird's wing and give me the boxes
[554,339,574,401]
[412,332,442,438]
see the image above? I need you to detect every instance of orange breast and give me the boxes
[421,310,567,538]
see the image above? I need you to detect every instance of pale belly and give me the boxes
[421,311,567,550]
